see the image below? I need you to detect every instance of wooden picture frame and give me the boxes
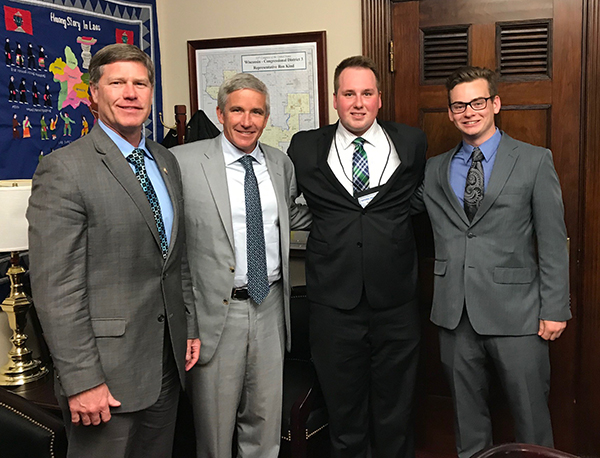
[187,31,328,128]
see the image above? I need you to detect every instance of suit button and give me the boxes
[229,266,235,273]
[157,314,165,323]
[362,210,367,215]
[357,242,363,248]
[467,232,475,238]
[223,299,229,305]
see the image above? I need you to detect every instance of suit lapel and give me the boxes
[92,126,163,251]
[316,123,359,205]
[365,121,409,207]
[201,135,235,249]
[440,144,470,226]
[471,134,518,224]
[262,144,286,224]
[149,142,179,263]
[262,144,289,260]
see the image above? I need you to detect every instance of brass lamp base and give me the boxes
[0,251,48,386]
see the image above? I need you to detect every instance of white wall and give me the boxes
[156,0,362,128]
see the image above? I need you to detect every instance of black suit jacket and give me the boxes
[288,121,427,310]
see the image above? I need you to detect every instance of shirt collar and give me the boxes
[98,119,152,160]
[457,128,502,162]
[221,133,263,166]
[336,120,381,149]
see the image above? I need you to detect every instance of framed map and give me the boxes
[187,31,327,153]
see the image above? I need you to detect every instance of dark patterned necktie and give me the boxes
[127,148,169,259]
[239,154,270,304]
[352,137,370,194]
[463,146,485,222]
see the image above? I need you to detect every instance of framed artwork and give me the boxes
[187,31,327,153]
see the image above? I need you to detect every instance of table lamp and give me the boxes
[0,180,47,386]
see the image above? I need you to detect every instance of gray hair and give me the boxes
[217,73,270,116]
[89,43,155,87]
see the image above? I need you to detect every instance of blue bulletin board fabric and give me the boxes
[0,0,164,179]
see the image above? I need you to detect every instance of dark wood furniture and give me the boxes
[472,443,579,458]
[0,384,66,458]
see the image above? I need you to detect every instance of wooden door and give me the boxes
[391,0,582,454]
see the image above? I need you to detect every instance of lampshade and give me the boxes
[0,180,32,252]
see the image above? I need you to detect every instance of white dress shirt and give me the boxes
[222,135,281,288]
[327,121,400,196]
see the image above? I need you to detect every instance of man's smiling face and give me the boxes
[90,60,152,146]
[448,78,501,147]
[333,67,381,136]
[216,88,269,153]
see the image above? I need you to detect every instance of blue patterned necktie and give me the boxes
[464,146,485,222]
[239,154,270,304]
[352,137,370,194]
[127,148,169,259]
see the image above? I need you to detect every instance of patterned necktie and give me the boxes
[239,154,270,304]
[463,146,485,222]
[352,137,370,194]
[127,148,169,259]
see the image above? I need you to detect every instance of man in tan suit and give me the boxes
[172,73,310,458]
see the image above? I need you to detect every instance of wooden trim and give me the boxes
[392,1,421,127]
[578,0,600,453]
[362,0,394,121]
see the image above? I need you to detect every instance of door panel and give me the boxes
[393,0,581,453]
[497,108,551,148]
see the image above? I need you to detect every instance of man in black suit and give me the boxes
[288,56,427,458]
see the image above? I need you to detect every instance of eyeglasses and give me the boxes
[449,96,494,114]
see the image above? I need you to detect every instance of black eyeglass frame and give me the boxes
[448,96,495,114]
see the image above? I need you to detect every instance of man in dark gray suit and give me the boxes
[420,66,571,457]
[27,44,200,457]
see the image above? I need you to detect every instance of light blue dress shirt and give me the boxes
[449,128,502,207]
[98,120,174,245]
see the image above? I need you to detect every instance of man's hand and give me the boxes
[186,338,201,371]
[68,383,121,426]
[538,320,567,341]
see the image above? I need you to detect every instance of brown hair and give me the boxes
[89,44,154,87]
[445,66,498,103]
[334,56,380,93]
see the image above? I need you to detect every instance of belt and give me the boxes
[231,280,280,300]
[231,287,250,300]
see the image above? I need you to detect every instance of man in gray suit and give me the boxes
[420,66,571,458]
[172,73,311,458]
[27,44,200,458]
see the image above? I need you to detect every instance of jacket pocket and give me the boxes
[434,260,447,276]
[91,318,126,337]
[493,267,534,284]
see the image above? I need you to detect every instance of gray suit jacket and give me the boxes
[172,135,311,364]
[27,125,198,413]
[422,133,571,335]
